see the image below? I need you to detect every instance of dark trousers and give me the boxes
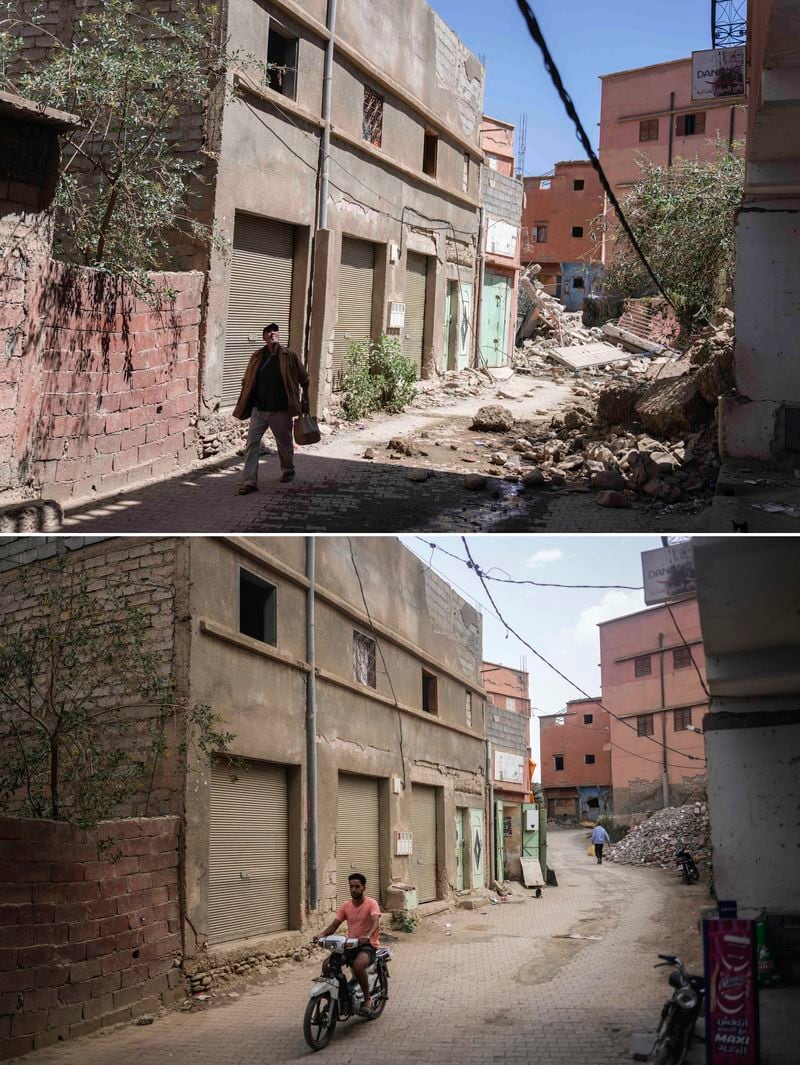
[595,843,604,864]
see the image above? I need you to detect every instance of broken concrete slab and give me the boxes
[549,342,633,371]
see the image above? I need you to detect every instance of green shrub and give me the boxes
[340,334,417,421]
[399,913,417,933]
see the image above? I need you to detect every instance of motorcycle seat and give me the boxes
[376,948,391,962]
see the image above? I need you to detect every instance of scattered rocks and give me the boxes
[608,804,710,869]
[591,469,627,492]
[364,448,375,459]
[407,469,429,482]
[521,469,546,488]
[489,452,508,466]
[470,405,515,432]
[463,474,489,491]
[596,490,630,508]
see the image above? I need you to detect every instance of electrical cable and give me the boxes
[460,536,707,766]
[664,601,710,699]
[514,0,678,313]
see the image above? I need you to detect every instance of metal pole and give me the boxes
[306,537,318,910]
[318,0,337,231]
[667,93,675,168]
[473,208,486,367]
[658,633,669,809]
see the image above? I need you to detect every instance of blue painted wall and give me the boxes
[560,262,605,311]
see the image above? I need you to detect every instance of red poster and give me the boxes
[703,918,760,1064]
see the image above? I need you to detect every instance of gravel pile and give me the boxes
[608,803,711,869]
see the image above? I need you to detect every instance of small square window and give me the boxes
[573,276,585,289]
[363,85,384,147]
[673,646,692,669]
[637,714,654,737]
[267,25,298,100]
[639,118,659,142]
[554,714,565,726]
[239,570,277,645]
[676,112,706,137]
[422,670,438,714]
[554,754,564,771]
[423,130,438,177]
[573,179,584,191]
[634,655,652,677]
[539,179,551,190]
[584,754,596,765]
[571,226,584,238]
[674,707,692,731]
[353,630,376,688]
[583,713,593,724]
[535,224,548,243]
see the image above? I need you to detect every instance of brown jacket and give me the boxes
[232,344,310,421]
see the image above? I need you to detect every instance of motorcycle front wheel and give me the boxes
[368,966,389,1019]
[304,993,338,1051]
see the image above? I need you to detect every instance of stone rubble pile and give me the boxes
[607,803,711,869]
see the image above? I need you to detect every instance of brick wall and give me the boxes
[2,257,203,502]
[0,816,184,1060]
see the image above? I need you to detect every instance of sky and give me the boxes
[429,0,714,174]
[402,534,668,777]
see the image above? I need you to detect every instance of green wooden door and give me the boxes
[468,808,485,889]
[455,809,465,890]
[480,272,511,367]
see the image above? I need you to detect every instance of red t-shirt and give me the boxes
[334,896,381,947]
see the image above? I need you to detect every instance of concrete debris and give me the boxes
[470,405,516,432]
[607,803,711,869]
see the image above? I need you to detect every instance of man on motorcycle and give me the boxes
[313,873,381,1016]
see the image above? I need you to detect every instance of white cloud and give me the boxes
[526,548,563,569]
[564,590,645,647]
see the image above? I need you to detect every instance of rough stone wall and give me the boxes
[0,537,184,819]
[3,258,203,502]
[0,816,183,1060]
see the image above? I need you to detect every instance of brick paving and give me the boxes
[10,830,703,1065]
[61,451,711,533]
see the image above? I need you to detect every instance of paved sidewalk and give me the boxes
[10,831,705,1065]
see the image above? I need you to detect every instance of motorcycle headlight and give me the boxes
[675,988,699,1011]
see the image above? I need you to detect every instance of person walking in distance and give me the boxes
[233,322,310,493]
[591,822,611,864]
[313,873,381,1016]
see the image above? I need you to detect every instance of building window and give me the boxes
[636,714,655,737]
[423,131,438,177]
[584,754,596,765]
[239,570,277,645]
[674,707,693,731]
[554,714,565,726]
[362,85,384,147]
[353,631,376,688]
[573,179,584,191]
[673,646,692,669]
[676,112,706,137]
[553,754,564,771]
[571,226,584,238]
[634,655,652,677]
[422,670,438,714]
[583,713,593,724]
[463,153,470,193]
[466,691,473,728]
[267,25,298,99]
[535,224,548,243]
[573,276,585,289]
[539,178,551,189]
[639,118,659,142]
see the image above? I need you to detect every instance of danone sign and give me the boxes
[641,541,696,605]
[692,47,747,100]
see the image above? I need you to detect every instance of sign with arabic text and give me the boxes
[692,47,746,100]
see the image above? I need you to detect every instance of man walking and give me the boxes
[233,322,310,493]
[313,873,381,1016]
[591,822,611,864]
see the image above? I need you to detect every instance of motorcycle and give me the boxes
[647,954,705,1065]
[676,845,699,884]
[303,936,391,1051]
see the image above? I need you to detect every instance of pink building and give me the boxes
[539,698,611,821]
[599,598,708,824]
[598,56,748,261]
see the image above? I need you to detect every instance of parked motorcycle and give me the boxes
[675,845,699,884]
[647,954,705,1065]
[303,936,391,1051]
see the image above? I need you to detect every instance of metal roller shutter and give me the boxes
[332,237,375,388]
[403,252,427,375]
[411,784,437,903]
[336,774,381,906]
[222,213,295,407]
[208,758,289,945]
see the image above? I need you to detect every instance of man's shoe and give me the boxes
[280,470,295,483]
[237,484,257,495]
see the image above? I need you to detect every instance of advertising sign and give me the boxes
[692,47,747,100]
[494,750,524,784]
[641,541,696,605]
[486,218,518,258]
[703,918,760,1064]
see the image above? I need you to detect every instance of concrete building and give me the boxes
[539,698,612,821]
[476,117,523,366]
[0,536,489,975]
[599,599,708,824]
[481,661,532,880]
[718,0,800,463]
[520,161,604,308]
[692,537,800,981]
[12,0,485,420]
